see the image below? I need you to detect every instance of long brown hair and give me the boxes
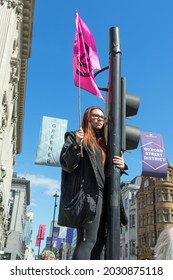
[81,106,106,164]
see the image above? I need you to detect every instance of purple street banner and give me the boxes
[140,131,168,178]
[56,238,62,250]
[66,228,74,244]
[53,226,60,241]
[35,116,68,167]
[45,237,52,249]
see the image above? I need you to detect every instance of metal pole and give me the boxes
[121,77,126,151]
[51,192,58,248]
[107,27,122,260]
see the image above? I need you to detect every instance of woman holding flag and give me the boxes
[58,106,128,260]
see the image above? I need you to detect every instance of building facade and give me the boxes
[0,0,35,253]
[120,176,141,260]
[4,173,30,259]
[137,165,173,259]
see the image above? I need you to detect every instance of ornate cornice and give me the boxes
[0,0,20,8]
[0,1,23,22]
[17,0,35,154]
[21,0,35,58]
[1,1,35,154]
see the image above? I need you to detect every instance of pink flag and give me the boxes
[35,235,41,247]
[73,11,104,100]
[35,224,46,247]
[38,224,46,240]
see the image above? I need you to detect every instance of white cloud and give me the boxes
[18,173,61,196]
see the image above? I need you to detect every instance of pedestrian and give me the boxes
[154,226,173,260]
[58,106,128,260]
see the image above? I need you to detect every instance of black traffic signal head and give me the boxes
[126,93,140,117]
[121,78,140,151]
[125,125,140,150]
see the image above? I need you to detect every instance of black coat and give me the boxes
[58,131,99,227]
[58,131,128,228]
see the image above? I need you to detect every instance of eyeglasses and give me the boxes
[90,114,105,121]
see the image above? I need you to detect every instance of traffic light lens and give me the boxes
[126,94,140,117]
[126,125,140,150]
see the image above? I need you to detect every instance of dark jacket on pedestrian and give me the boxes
[58,131,128,228]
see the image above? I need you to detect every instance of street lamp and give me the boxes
[51,191,59,248]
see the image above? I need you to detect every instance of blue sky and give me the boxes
[14,0,173,254]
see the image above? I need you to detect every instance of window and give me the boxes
[142,197,146,207]
[150,232,155,247]
[167,171,172,182]
[144,179,149,189]
[152,232,155,246]
[163,209,169,222]
[158,209,162,222]
[144,214,147,225]
[162,189,168,201]
[171,210,173,222]
[125,198,128,209]
[143,234,146,246]
[170,190,173,202]
[131,193,135,204]
[149,193,153,204]
[157,189,162,201]
[130,241,136,255]
[9,202,13,217]
[130,214,135,227]
[147,213,150,224]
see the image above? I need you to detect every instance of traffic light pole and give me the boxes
[51,192,59,248]
[107,27,122,260]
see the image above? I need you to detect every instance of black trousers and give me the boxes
[72,194,106,260]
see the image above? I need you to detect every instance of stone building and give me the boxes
[0,0,35,254]
[4,173,30,259]
[120,176,141,260]
[137,164,173,259]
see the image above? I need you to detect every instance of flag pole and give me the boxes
[78,60,81,126]
[77,58,83,157]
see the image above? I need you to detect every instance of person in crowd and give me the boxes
[154,226,173,260]
[58,106,128,260]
